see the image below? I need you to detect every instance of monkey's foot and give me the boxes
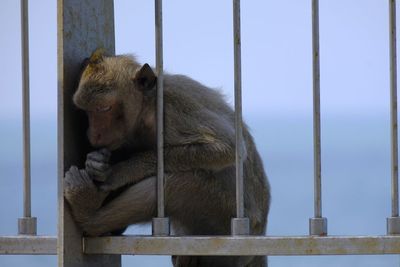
[64,166,108,222]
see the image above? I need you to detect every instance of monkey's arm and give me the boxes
[64,165,157,236]
[101,112,239,191]
[81,177,157,236]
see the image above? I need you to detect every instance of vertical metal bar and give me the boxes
[309,0,327,236]
[21,0,31,219]
[58,0,121,265]
[312,0,322,219]
[231,0,249,236]
[234,0,244,219]
[387,0,400,235]
[18,0,37,236]
[152,0,170,236]
[390,0,399,218]
[156,0,165,219]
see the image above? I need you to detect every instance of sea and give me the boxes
[1,114,399,267]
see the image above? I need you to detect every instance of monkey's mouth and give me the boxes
[105,143,119,151]
[92,140,123,151]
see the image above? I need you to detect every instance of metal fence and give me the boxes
[1,0,400,266]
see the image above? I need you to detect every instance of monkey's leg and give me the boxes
[80,177,157,236]
[245,256,267,267]
[165,173,262,267]
[172,255,199,267]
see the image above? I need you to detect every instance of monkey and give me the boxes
[64,49,270,267]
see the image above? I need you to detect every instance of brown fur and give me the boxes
[64,50,271,267]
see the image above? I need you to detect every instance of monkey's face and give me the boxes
[74,75,142,151]
[73,50,157,151]
[85,96,127,150]
[73,82,131,150]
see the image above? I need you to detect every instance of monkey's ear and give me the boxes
[88,48,106,65]
[133,63,157,91]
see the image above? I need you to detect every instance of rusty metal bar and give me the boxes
[309,0,327,236]
[231,0,250,236]
[0,236,57,255]
[387,0,400,235]
[84,235,400,256]
[152,0,170,236]
[18,0,37,236]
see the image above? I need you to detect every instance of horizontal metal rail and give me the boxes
[3,235,400,256]
[0,236,57,255]
[83,235,400,256]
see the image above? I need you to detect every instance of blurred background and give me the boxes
[1,0,399,266]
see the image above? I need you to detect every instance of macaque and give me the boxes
[64,49,270,267]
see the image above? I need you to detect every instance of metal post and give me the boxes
[387,0,400,235]
[309,0,327,236]
[231,0,250,236]
[18,0,37,236]
[58,0,121,265]
[152,0,170,236]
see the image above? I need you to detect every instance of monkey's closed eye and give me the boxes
[96,106,112,113]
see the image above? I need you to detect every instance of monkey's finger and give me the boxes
[86,160,110,172]
[79,169,99,190]
[79,169,92,182]
[68,166,85,181]
[64,171,73,187]
[64,168,88,193]
[65,166,83,186]
[99,148,111,159]
[87,150,110,163]
[85,162,111,182]
[87,152,106,162]
[69,165,80,173]
[86,163,110,180]
[64,168,78,184]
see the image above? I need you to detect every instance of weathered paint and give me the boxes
[0,236,57,255]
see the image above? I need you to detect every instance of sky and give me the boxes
[0,0,396,120]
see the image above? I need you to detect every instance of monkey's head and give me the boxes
[73,49,157,150]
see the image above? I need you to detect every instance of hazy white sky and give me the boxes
[0,0,396,119]
[0,3,398,266]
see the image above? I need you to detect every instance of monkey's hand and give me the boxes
[64,166,108,223]
[85,148,111,182]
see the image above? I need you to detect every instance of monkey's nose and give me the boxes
[89,132,103,147]
[94,133,103,144]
